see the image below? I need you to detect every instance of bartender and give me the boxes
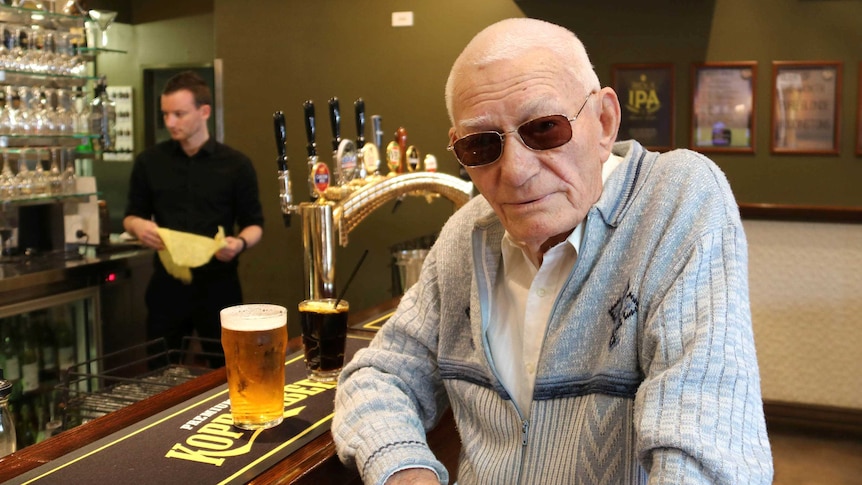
[123,71,264,368]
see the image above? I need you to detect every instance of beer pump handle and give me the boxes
[354,98,366,149]
[303,100,317,158]
[274,111,288,171]
[395,127,408,173]
[328,97,341,152]
[273,110,293,227]
[372,115,382,150]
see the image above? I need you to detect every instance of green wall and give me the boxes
[518,0,862,206]
[91,0,862,337]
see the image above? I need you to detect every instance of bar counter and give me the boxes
[0,299,461,484]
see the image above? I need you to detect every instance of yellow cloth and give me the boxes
[157,226,227,284]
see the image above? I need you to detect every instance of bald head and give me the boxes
[445,18,600,123]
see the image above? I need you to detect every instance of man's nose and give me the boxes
[497,132,538,185]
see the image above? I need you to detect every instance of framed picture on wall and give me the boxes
[857,62,862,156]
[690,62,757,153]
[771,61,842,155]
[611,63,675,151]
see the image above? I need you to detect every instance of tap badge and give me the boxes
[406,145,420,172]
[386,141,401,175]
[311,162,330,196]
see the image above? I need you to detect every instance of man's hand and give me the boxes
[126,217,164,250]
[385,468,440,485]
[215,236,245,262]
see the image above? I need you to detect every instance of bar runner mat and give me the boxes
[6,335,373,485]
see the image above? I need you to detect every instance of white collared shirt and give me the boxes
[487,153,622,414]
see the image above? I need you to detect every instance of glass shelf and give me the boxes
[0,191,99,207]
[0,134,99,149]
[0,69,95,88]
[79,47,127,55]
[0,4,85,30]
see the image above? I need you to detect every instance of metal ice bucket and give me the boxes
[393,248,429,295]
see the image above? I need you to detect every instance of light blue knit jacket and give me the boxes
[333,140,774,485]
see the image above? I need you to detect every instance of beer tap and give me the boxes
[328,97,342,185]
[354,98,366,179]
[395,127,408,174]
[302,100,319,200]
[365,114,382,176]
[273,111,295,227]
[329,97,357,186]
[271,108,473,301]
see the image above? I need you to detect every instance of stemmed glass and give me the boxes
[14,149,33,198]
[48,148,62,195]
[88,10,118,48]
[29,148,48,196]
[0,151,16,201]
[61,147,76,194]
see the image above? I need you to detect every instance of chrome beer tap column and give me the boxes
[279,102,475,301]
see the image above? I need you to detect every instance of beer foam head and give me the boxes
[220,304,287,331]
[299,299,348,313]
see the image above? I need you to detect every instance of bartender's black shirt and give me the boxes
[124,137,264,272]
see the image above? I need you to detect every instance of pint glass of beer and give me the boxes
[298,299,348,382]
[220,304,287,430]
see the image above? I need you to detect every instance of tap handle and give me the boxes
[273,111,287,171]
[396,126,408,171]
[303,100,317,158]
[354,98,365,149]
[328,97,341,152]
[372,115,382,150]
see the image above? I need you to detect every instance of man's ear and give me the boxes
[200,104,212,121]
[597,87,621,155]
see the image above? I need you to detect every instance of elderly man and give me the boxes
[333,18,773,485]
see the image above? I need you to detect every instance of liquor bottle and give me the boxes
[18,315,40,395]
[54,314,76,375]
[16,403,35,449]
[0,320,23,401]
[0,371,16,457]
[36,311,57,383]
[88,76,116,153]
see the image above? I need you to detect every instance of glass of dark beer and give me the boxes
[298,298,348,382]
[220,304,287,430]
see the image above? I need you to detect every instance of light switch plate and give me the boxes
[391,11,414,27]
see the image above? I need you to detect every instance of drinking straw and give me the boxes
[334,249,369,308]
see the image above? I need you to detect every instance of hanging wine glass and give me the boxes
[62,147,77,194]
[8,25,24,72]
[0,86,20,135]
[48,148,62,195]
[19,26,39,73]
[0,23,9,71]
[14,86,37,134]
[88,10,117,48]
[55,88,74,134]
[0,151,16,201]
[30,148,48,196]
[14,149,33,198]
[73,88,89,135]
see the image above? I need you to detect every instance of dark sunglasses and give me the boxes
[448,92,594,167]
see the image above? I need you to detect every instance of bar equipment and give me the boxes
[302,100,319,200]
[274,102,474,300]
[273,111,294,227]
[354,99,366,179]
[329,97,358,186]
[362,114,381,177]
